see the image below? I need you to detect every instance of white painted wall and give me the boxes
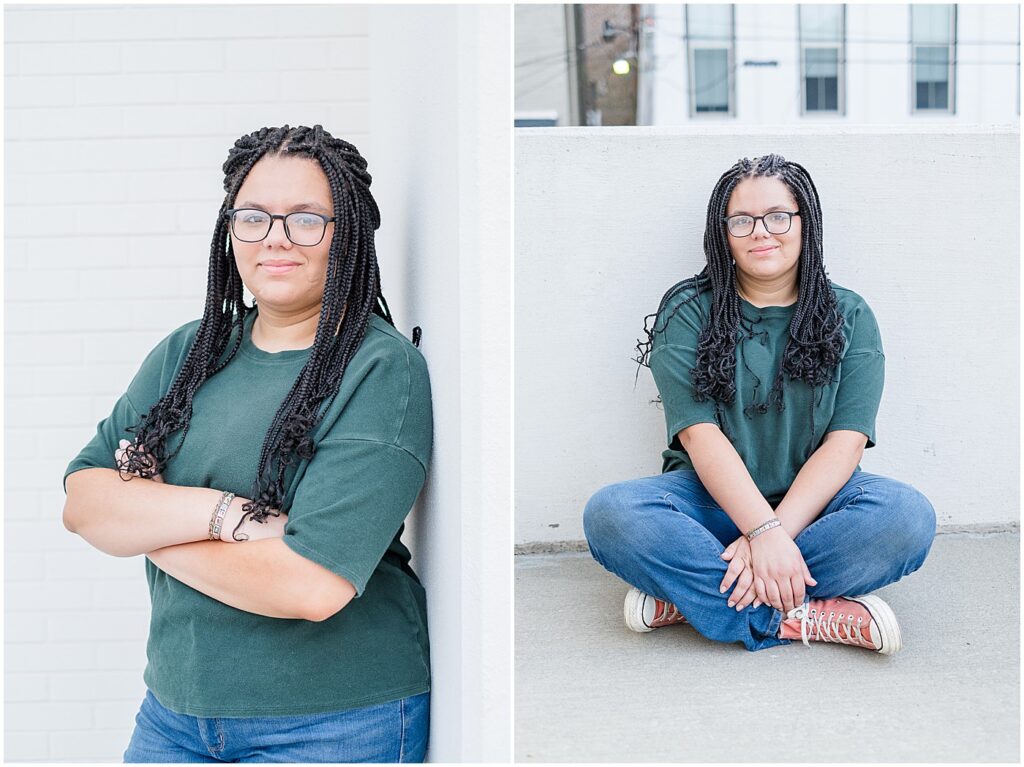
[5,4,511,762]
[644,4,1020,125]
[515,4,573,124]
[369,5,511,762]
[515,126,1019,545]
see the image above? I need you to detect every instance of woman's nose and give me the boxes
[264,217,292,246]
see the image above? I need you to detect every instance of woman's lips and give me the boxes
[749,246,777,255]
[260,261,300,275]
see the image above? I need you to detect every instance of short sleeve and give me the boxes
[648,291,719,446]
[63,393,142,490]
[63,322,198,491]
[826,296,885,447]
[281,439,427,596]
[280,328,432,596]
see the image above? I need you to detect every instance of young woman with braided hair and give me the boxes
[63,125,432,762]
[583,154,935,655]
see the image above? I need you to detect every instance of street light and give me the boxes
[603,18,637,77]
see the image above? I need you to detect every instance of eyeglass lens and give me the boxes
[231,209,328,246]
[727,212,793,237]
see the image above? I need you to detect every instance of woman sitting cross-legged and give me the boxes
[584,154,935,655]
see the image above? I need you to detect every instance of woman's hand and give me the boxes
[748,526,817,613]
[115,439,163,483]
[219,498,288,543]
[719,536,760,611]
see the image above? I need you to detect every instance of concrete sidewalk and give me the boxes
[515,533,1020,762]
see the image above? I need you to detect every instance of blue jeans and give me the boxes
[123,689,429,763]
[583,470,936,651]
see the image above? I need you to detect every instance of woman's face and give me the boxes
[724,176,802,286]
[230,154,334,316]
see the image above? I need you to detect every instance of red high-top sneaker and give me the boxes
[623,587,688,633]
[779,595,903,655]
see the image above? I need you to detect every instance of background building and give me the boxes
[515,5,577,125]
[515,3,1021,125]
[515,4,640,126]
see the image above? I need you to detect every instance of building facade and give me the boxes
[516,4,1021,126]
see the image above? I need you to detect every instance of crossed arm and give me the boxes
[146,538,354,622]
[63,467,355,622]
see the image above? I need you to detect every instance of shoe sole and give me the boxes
[847,594,903,655]
[623,587,653,633]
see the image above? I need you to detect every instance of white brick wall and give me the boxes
[5,4,371,761]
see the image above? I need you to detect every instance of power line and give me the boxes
[517,32,1018,73]
[516,65,573,101]
[518,45,1019,75]
[516,49,576,70]
[652,30,1020,46]
[645,14,1020,46]
[515,37,620,70]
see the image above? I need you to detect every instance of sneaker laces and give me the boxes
[657,600,683,623]
[787,604,868,648]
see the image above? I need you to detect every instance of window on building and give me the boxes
[911,4,956,112]
[686,5,734,116]
[799,5,845,114]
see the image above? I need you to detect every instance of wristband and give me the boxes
[745,517,781,541]
[208,491,235,541]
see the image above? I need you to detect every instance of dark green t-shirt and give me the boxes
[64,310,432,717]
[649,281,884,505]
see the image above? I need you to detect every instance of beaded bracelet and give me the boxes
[745,517,781,541]
[208,491,235,541]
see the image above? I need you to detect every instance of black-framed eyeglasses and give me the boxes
[722,211,800,238]
[226,208,337,247]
